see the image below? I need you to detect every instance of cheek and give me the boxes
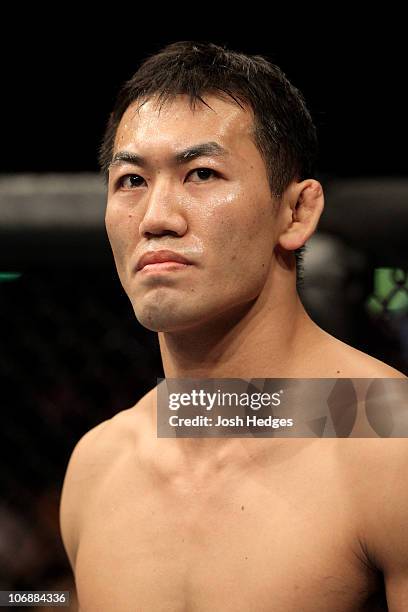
[105,205,137,268]
[195,191,275,300]
[202,192,274,266]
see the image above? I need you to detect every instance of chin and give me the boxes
[133,304,200,333]
[131,293,256,333]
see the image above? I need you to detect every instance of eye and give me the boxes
[187,168,217,182]
[115,168,217,190]
[116,174,145,189]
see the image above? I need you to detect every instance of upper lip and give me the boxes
[136,249,192,271]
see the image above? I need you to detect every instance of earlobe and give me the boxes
[278,179,324,251]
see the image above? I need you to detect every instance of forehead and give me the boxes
[113,94,256,156]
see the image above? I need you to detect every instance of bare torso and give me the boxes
[73,389,390,611]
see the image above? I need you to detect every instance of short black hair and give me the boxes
[98,41,319,285]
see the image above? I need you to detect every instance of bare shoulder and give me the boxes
[313,327,407,378]
[59,385,157,570]
[312,433,407,589]
[59,417,110,571]
[335,435,408,576]
[61,385,156,487]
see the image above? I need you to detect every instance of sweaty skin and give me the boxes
[60,93,407,611]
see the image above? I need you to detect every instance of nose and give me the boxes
[139,178,188,239]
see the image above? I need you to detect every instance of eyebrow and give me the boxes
[109,141,228,170]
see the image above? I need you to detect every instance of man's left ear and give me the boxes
[278,179,324,251]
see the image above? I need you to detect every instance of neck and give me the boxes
[158,268,320,379]
[154,264,325,468]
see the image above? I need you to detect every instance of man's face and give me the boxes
[105,93,283,332]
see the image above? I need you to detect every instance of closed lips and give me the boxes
[136,250,192,271]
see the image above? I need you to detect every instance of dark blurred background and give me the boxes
[0,13,407,610]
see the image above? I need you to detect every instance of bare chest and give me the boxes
[75,449,381,612]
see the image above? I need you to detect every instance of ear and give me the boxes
[278,179,324,251]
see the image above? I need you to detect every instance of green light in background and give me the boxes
[0,272,23,282]
[366,268,408,315]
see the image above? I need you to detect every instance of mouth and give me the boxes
[136,249,193,274]
[138,261,191,274]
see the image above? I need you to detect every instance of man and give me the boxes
[60,41,407,611]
